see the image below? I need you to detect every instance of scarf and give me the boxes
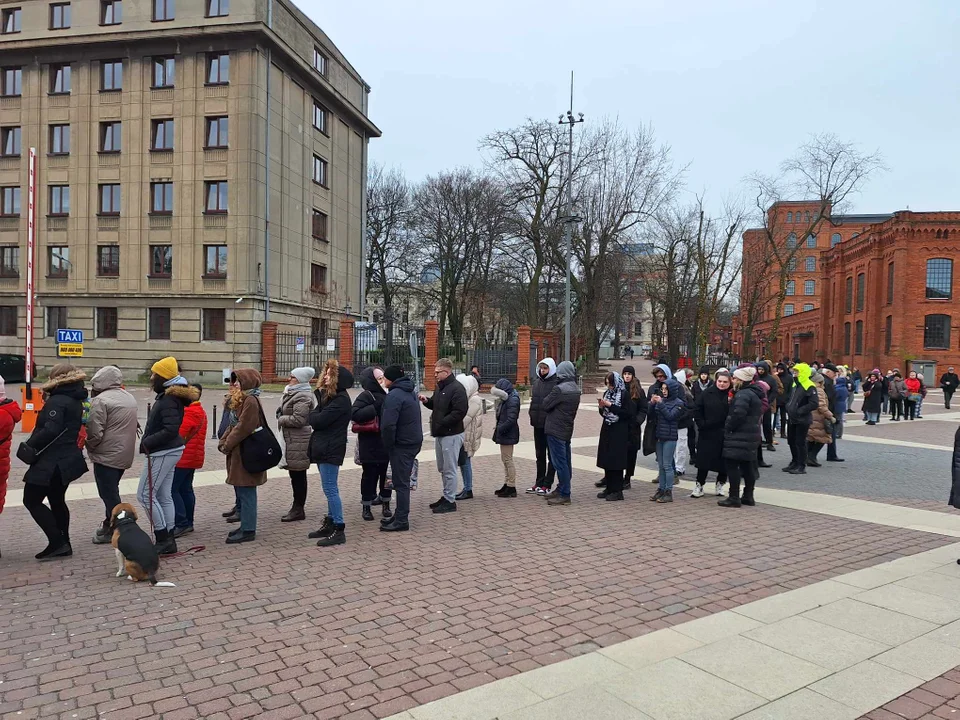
[228,387,262,426]
[602,372,625,425]
[163,375,188,388]
[283,382,311,396]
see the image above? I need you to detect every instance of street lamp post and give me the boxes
[558,71,584,363]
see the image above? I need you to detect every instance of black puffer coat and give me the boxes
[528,359,557,428]
[309,366,354,466]
[543,361,580,441]
[694,383,730,473]
[492,378,521,445]
[722,382,764,462]
[352,368,388,465]
[23,372,88,487]
[142,384,198,454]
[424,373,468,437]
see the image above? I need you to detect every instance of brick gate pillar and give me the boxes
[424,320,439,390]
[339,319,355,373]
[260,321,278,382]
[517,325,532,386]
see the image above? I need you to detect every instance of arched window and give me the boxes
[786,233,797,249]
[831,233,842,247]
[924,314,951,349]
[804,280,815,295]
[937,230,943,239]
[855,320,864,354]
[806,234,817,248]
[845,277,853,312]
[945,230,950,239]
[926,258,953,300]
[805,256,816,272]
[784,304,795,316]
[787,257,797,271]
[856,273,865,311]
[786,211,793,223]
[803,303,814,312]
[786,280,795,296]
[843,322,851,354]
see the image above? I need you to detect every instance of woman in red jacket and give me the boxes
[172,383,207,537]
[904,372,922,421]
[0,375,23,557]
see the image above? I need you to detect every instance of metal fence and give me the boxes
[275,330,339,378]
[354,322,426,386]
[439,331,518,386]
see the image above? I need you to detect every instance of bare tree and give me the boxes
[366,163,413,317]
[748,133,885,346]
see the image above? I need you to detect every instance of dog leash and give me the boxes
[146,454,205,557]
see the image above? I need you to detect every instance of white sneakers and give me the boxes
[715,481,727,497]
[690,483,705,498]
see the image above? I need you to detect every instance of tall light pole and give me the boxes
[558,71,584,363]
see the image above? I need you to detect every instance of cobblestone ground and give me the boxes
[0,453,950,720]
[858,666,960,719]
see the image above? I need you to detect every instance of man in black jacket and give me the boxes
[419,358,468,514]
[380,366,423,532]
[542,360,581,505]
[819,363,844,463]
[941,367,959,410]
[527,357,557,494]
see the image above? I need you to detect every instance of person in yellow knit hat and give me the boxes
[139,357,200,555]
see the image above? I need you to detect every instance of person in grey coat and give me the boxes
[542,360,581,505]
[277,366,315,523]
[491,378,521,497]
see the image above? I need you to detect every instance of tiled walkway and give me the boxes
[858,667,960,719]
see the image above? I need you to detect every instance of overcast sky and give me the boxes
[306,0,958,214]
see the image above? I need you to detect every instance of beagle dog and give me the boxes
[110,503,175,587]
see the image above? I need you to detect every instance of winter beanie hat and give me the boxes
[151,356,179,380]
[733,367,756,382]
[623,365,636,376]
[290,366,316,384]
[384,365,405,382]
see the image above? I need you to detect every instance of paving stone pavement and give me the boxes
[0,451,950,720]
[858,666,960,719]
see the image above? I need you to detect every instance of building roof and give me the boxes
[830,214,895,225]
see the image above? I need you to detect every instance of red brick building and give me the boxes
[734,204,960,383]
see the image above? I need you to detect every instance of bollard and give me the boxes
[211,405,218,438]
[146,402,151,418]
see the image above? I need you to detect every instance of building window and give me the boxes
[310,317,327,346]
[0,245,18,277]
[803,303,814,312]
[206,53,229,85]
[0,187,20,216]
[0,126,20,157]
[1,7,21,33]
[785,280,795,296]
[100,0,121,24]
[831,233,841,248]
[313,48,327,75]
[786,257,796,272]
[855,320,863,354]
[204,181,228,213]
[49,124,69,154]
[49,3,71,29]
[150,182,173,214]
[101,60,122,91]
[310,263,327,292]
[926,258,953,300]
[845,277,853,313]
[152,56,174,88]
[843,322,851,354]
[312,210,328,241]
[887,262,894,304]
[203,244,226,277]
[805,212,811,223]
[786,233,796,249]
[633,321,643,335]
[49,185,69,215]
[885,315,892,354]
[313,100,328,133]
[205,116,228,148]
[148,307,170,340]
[46,306,67,337]
[1,67,22,97]
[313,155,328,186]
[152,0,173,21]
[804,280,815,295]
[806,234,817,248]
[202,308,226,341]
[98,184,120,215]
[805,256,816,272]
[149,245,172,277]
[100,121,121,152]
[97,245,119,276]
[206,0,228,16]
[786,212,792,223]
[855,273,865,311]
[50,63,71,93]
[151,118,174,150]
[0,306,15,335]
[47,246,69,278]
[923,314,951,350]
[784,304,794,316]
[96,307,117,339]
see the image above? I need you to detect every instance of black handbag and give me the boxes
[239,400,283,474]
[17,428,67,465]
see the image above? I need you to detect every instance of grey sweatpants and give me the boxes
[138,447,184,532]
[435,434,464,502]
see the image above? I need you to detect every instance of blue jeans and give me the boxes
[866,412,879,423]
[657,440,677,492]
[171,467,196,529]
[234,486,257,532]
[546,435,572,497]
[319,463,343,525]
[460,456,473,492]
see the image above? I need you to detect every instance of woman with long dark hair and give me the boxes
[621,366,647,488]
[718,367,764,508]
[595,372,635,502]
[692,370,730,498]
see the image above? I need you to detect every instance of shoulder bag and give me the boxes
[351,391,381,434]
[240,399,283,474]
[17,428,67,465]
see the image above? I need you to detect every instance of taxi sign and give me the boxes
[58,343,83,357]
[56,328,83,344]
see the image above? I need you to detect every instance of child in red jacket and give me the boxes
[172,383,207,537]
[0,375,24,557]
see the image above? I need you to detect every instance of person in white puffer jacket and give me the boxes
[456,373,483,500]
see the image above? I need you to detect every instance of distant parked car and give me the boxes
[0,354,37,383]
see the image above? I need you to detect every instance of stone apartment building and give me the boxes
[0,0,379,378]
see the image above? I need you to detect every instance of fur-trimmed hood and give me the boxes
[42,367,87,392]
[165,384,201,404]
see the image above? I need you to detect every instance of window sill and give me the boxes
[99,22,122,27]
[99,89,122,94]
[98,150,121,155]
[204,82,230,88]
[47,91,71,97]
[150,85,175,91]
[310,288,327,295]
[46,214,69,219]
[0,274,20,279]
[202,336,227,342]
[151,17,175,22]
[47,152,70,158]
[202,210,227,215]
[48,26,70,31]
[96,273,120,278]
[147,274,172,280]
[0,95,22,99]
[0,155,20,160]
[149,336,172,341]
[45,274,69,280]
[203,145,228,151]
[925,298,952,302]
[96,213,120,217]
[312,236,328,243]
[202,274,226,280]
[312,181,329,189]
[0,214,21,219]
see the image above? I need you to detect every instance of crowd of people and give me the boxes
[0,352,956,560]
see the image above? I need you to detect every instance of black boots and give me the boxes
[281,505,305,522]
[154,529,178,556]
[308,516,334,539]
[718,496,741,508]
[36,537,72,560]
[222,505,237,518]
[225,508,240,523]
[381,500,393,520]
[362,505,375,522]
[317,524,345,547]
[226,529,256,544]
